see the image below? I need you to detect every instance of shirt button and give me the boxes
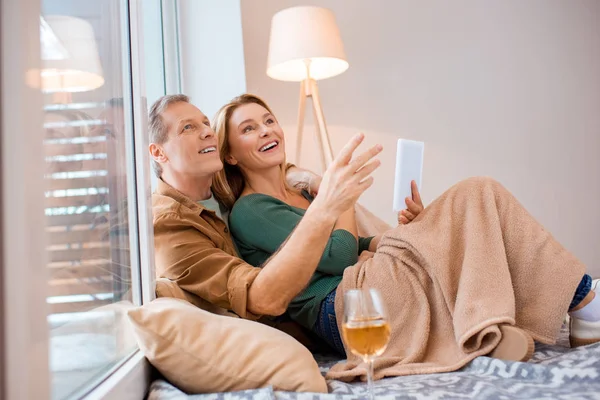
[224,227,229,233]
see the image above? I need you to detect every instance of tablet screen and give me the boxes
[393,139,424,212]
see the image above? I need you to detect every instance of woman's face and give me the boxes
[226,102,285,172]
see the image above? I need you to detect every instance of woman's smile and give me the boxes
[258,140,279,153]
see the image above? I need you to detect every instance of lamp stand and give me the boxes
[295,77,335,173]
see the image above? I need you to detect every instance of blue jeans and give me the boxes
[570,274,593,310]
[314,274,591,353]
[313,289,346,356]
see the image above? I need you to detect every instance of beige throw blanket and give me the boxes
[328,177,585,381]
[355,202,392,237]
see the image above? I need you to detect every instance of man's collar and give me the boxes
[156,178,205,213]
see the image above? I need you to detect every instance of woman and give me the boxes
[212,94,599,379]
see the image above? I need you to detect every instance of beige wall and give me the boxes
[179,0,246,118]
[240,0,600,277]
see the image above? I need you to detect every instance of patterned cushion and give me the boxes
[147,326,600,399]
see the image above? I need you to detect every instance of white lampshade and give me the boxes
[267,6,348,82]
[40,17,68,61]
[36,15,104,93]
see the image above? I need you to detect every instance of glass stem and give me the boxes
[366,357,374,400]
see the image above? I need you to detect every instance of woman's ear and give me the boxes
[225,154,238,165]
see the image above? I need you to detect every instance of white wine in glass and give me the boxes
[342,288,390,400]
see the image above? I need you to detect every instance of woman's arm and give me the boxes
[362,181,424,252]
[368,235,381,252]
[286,165,358,238]
[230,196,358,276]
[333,206,358,239]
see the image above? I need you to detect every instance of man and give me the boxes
[149,94,382,319]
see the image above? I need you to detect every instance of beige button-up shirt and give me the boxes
[152,178,260,319]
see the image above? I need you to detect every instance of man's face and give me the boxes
[157,102,223,178]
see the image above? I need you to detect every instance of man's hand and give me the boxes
[284,166,322,197]
[248,133,382,316]
[398,180,424,224]
[308,175,322,197]
[312,133,382,219]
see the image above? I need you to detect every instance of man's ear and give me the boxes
[225,154,238,166]
[149,143,168,164]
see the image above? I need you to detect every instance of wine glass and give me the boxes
[342,288,390,400]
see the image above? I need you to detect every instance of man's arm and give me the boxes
[247,133,382,316]
[230,198,359,277]
[154,212,261,320]
[286,165,358,239]
[285,164,321,197]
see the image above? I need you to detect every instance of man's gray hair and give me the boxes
[148,94,190,177]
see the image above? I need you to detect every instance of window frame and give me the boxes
[1,0,50,398]
[127,0,157,306]
[0,0,170,398]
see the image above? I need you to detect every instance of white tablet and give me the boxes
[393,139,424,212]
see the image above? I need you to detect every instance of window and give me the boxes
[40,1,143,398]
[1,0,169,396]
[0,0,161,398]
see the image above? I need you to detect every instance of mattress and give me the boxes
[147,328,600,400]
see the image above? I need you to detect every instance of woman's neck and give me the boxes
[243,166,288,200]
[162,169,213,201]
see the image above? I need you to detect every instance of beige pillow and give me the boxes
[127,297,328,394]
[155,278,330,353]
[155,277,236,317]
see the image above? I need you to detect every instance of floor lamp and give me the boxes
[267,6,349,172]
[34,16,105,102]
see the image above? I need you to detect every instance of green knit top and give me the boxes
[229,191,373,330]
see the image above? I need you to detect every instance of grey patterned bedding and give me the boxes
[147,332,600,400]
